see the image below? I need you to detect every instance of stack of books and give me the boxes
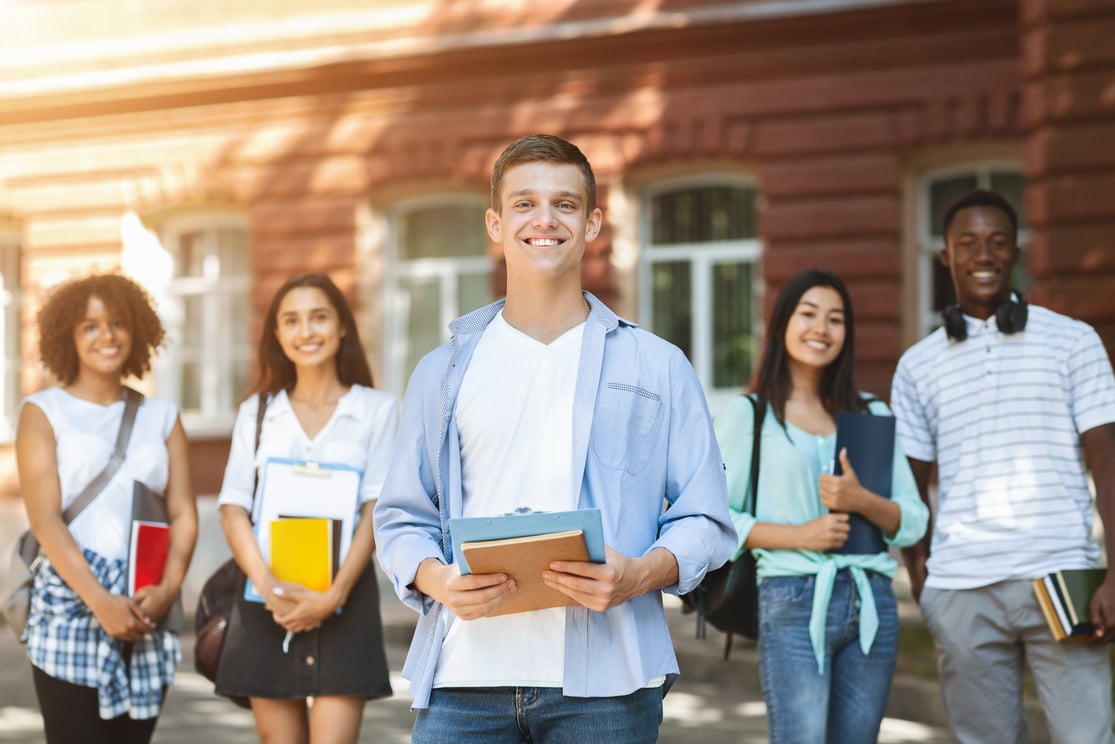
[450,508,606,618]
[244,458,360,603]
[1032,568,1105,642]
[270,517,341,592]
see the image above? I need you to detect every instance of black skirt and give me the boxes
[214,562,392,700]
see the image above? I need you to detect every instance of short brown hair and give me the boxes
[37,273,165,385]
[490,134,596,213]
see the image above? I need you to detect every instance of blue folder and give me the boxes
[828,412,895,555]
[450,508,606,574]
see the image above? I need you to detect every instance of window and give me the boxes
[0,226,20,434]
[639,179,761,413]
[384,196,493,396]
[915,165,1029,338]
[155,213,252,430]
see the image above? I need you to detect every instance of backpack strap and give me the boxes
[743,394,764,518]
[718,393,764,657]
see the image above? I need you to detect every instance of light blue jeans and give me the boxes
[758,569,899,744]
[412,685,664,744]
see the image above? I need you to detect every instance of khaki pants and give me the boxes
[921,580,1114,744]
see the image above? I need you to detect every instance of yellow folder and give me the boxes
[270,517,334,592]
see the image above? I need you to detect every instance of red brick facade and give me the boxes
[1021,0,1115,349]
[0,0,1112,495]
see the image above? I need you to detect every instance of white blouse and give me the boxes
[22,388,178,562]
[217,385,399,514]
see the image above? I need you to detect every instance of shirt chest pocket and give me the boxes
[591,383,663,474]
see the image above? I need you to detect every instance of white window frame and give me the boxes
[0,225,20,438]
[915,163,1029,339]
[383,194,493,398]
[154,212,252,433]
[638,176,763,415]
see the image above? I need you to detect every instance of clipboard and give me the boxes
[244,457,362,602]
[450,508,606,574]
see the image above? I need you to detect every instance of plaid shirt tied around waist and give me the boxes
[24,548,180,720]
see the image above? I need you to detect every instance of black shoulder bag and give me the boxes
[681,393,765,659]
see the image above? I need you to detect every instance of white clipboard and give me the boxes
[244,457,362,603]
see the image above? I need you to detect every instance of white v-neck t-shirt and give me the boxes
[433,311,584,688]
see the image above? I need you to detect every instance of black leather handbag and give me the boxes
[192,393,266,704]
[193,557,245,683]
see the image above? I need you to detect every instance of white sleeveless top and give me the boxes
[22,388,179,562]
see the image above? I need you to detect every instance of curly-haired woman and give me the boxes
[16,272,197,744]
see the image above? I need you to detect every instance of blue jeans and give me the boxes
[412,686,663,744]
[758,570,899,744]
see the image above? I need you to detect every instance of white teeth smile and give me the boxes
[971,271,997,279]
[805,340,829,350]
[527,238,561,246]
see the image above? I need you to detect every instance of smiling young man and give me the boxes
[891,189,1115,743]
[374,134,736,743]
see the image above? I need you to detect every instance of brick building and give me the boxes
[0,0,1112,495]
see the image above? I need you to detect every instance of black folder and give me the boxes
[828,412,895,555]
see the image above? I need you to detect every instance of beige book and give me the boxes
[461,529,589,617]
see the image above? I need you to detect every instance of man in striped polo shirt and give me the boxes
[892,188,1115,743]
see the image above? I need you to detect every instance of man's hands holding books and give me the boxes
[543,546,678,612]
[415,558,516,620]
[416,546,680,617]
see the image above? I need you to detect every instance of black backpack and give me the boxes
[681,394,764,658]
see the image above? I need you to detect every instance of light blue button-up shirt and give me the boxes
[716,396,928,672]
[374,292,737,708]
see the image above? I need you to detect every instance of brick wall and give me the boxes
[0,0,1069,492]
[1021,0,1115,355]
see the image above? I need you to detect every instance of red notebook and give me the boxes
[128,521,170,596]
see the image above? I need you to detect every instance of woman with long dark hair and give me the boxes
[716,268,928,743]
[17,273,197,743]
[214,273,395,743]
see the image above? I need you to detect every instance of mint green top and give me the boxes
[714,396,929,672]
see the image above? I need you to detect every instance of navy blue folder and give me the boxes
[828,412,895,555]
